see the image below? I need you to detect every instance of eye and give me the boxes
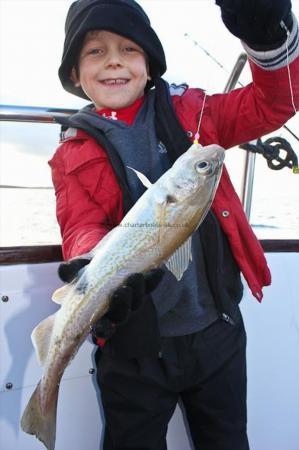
[123,46,138,53]
[195,161,213,174]
[86,48,103,56]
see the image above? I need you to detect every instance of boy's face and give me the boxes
[71,30,150,110]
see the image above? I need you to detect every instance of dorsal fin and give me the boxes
[164,236,193,280]
[31,314,56,366]
[127,166,152,189]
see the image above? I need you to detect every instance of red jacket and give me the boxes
[49,59,299,301]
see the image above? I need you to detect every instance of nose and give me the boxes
[105,49,123,68]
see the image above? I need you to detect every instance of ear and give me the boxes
[70,67,81,87]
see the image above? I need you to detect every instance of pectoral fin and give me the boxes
[165,236,192,280]
[31,314,56,366]
[127,166,152,189]
[52,284,73,304]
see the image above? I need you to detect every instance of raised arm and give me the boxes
[210,0,298,149]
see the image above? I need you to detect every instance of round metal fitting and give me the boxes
[186,131,193,138]
[222,210,230,218]
[1,295,9,302]
[89,368,95,375]
[5,382,13,390]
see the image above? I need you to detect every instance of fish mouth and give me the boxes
[209,149,225,174]
[218,150,225,165]
[209,147,225,167]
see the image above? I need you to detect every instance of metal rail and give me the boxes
[223,53,247,94]
[221,53,257,219]
[241,147,256,218]
[0,104,76,123]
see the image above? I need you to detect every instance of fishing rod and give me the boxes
[184,32,299,144]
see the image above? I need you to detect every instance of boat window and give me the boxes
[225,119,299,239]
[0,122,62,246]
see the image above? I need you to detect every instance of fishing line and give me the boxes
[280,20,297,115]
[280,19,299,173]
[194,92,207,144]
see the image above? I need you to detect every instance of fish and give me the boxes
[20,143,225,450]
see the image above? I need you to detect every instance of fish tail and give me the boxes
[21,381,58,450]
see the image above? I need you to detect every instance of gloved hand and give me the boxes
[215,0,293,50]
[58,258,164,344]
[91,269,164,343]
[58,256,91,283]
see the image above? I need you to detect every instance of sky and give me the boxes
[0,0,245,107]
[0,0,297,110]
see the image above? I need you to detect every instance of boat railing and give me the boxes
[0,104,77,123]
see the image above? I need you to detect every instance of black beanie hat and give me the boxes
[59,0,166,99]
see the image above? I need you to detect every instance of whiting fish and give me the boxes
[21,143,225,450]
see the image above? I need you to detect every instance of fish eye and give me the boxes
[195,160,213,174]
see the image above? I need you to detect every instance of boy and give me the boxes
[49,0,299,449]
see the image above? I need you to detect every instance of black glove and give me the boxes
[215,0,293,50]
[91,269,164,341]
[58,257,91,283]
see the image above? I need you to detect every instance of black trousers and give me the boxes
[95,314,249,450]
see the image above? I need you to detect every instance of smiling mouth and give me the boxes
[100,78,130,85]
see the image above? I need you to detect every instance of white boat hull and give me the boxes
[0,253,298,449]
